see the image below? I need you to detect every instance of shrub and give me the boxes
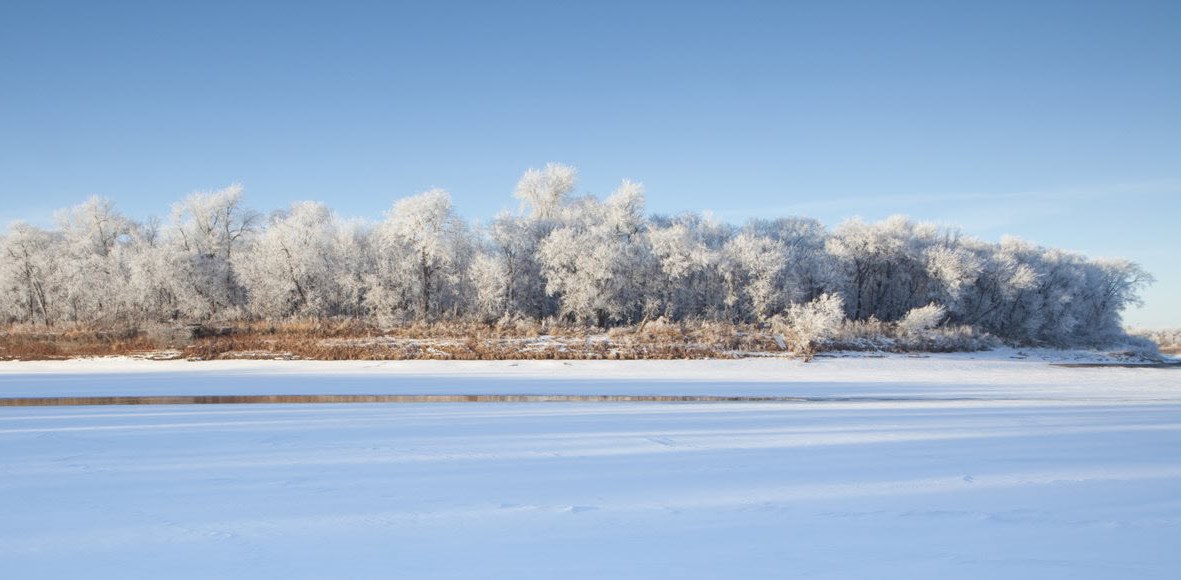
[777,294,846,360]
[898,303,947,336]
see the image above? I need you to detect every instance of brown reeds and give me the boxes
[0,316,1007,362]
[0,325,161,361]
[0,319,785,361]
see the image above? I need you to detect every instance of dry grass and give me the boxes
[0,317,999,362]
[0,319,783,361]
[0,325,160,361]
[181,319,780,361]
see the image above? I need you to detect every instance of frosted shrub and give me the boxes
[894,303,997,352]
[780,293,845,359]
[898,303,947,336]
[912,325,998,352]
[829,317,893,351]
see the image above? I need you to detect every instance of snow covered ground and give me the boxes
[1,352,1179,578]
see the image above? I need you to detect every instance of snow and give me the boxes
[1,352,1179,578]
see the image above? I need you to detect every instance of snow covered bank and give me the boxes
[0,349,1176,401]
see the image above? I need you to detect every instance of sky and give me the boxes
[1,0,1178,327]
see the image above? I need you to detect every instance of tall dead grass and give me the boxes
[181,319,779,361]
[0,325,160,360]
[0,317,994,362]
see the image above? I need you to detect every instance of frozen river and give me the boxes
[2,352,1178,578]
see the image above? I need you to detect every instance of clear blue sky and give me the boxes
[1,0,1178,327]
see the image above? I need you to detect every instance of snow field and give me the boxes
[1,353,1179,578]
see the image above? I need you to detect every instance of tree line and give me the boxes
[0,164,1153,346]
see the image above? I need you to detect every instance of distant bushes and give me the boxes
[1131,328,1181,355]
[772,297,997,360]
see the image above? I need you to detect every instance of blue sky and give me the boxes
[1,0,1178,326]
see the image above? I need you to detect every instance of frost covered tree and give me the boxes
[923,242,982,318]
[370,189,469,323]
[478,163,582,320]
[514,162,577,220]
[980,239,1083,345]
[721,232,787,322]
[539,180,655,326]
[485,211,549,320]
[754,217,832,305]
[647,213,730,320]
[942,236,1037,334]
[716,217,830,322]
[240,202,347,319]
[331,218,375,319]
[53,197,133,324]
[0,223,62,325]
[164,184,260,320]
[124,216,179,322]
[469,247,511,321]
[1076,258,1153,343]
[826,216,939,322]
